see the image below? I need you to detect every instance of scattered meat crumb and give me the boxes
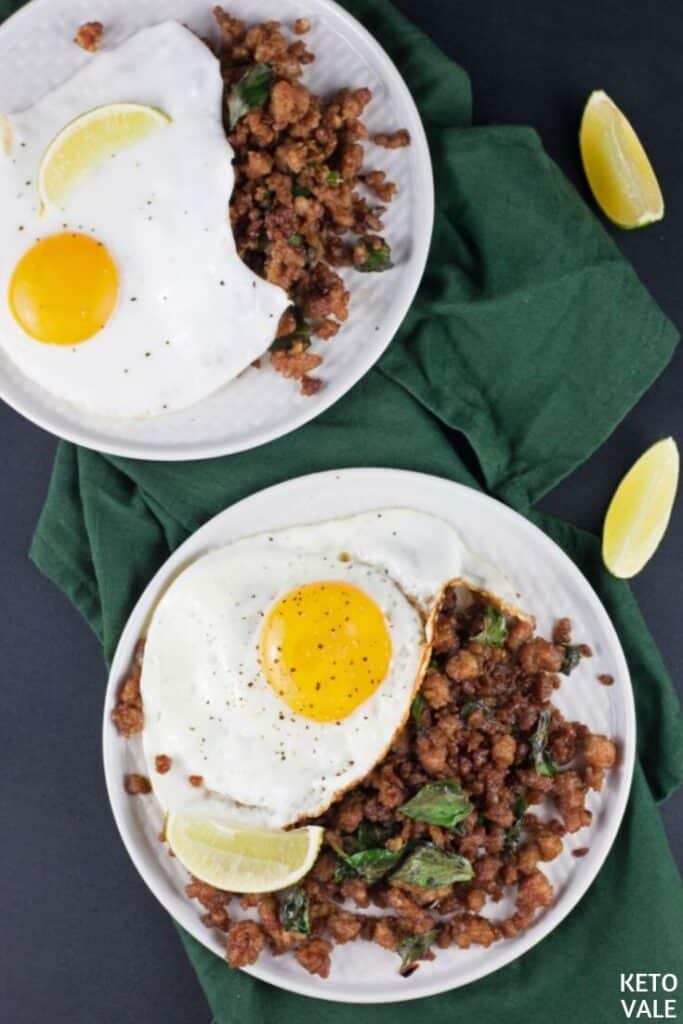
[373,129,411,148]
[598,674,614,686]
[124,773,151,795]
[74,21,103,51]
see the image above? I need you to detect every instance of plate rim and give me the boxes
[0,0,434,460]
[102,467,636,1004]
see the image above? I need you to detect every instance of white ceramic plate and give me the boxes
[0,0,432,459]
[103,468,636,1003]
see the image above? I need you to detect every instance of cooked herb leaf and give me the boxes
[356,820,393,851]
[288,233,304,247]
[472,605,507,646]
[399,781,472,829]
[410,693,426,727]
[292,184,313,198]
[390,843,473,887]
[326,171,342,186]
[397,929,438,975]
[530,709,558,778]
[561,644,582,675]
[356,238,393,273]
[227,63,274,129]
[279,886,310,935]
[460,699,492,720]
[336,847,402,884]
[504,793,528,851]
[269,322,311,353]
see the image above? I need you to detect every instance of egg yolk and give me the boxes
[260,581,392,722]
[9,232,119,344]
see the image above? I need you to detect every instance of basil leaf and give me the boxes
[326,170,342,186]
[399,781,472,829]
[410,693,425,727]
[292,184,313,198]
[356,238,393,273]
[504,793,528,851]
[460,699,492,720]
[269,322,311,353]
[391,843,473,887]
[288,233,304,247]
[356,820,393,851]
[344,848,402,884]
[530,709,558,778]
[472,605,507,646]
[397,929,438,975]
[227,63,273,129]
[561,644,582,675]
[279,886,310,935]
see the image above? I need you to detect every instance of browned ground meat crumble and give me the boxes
[211,7,408,394]
[124,773,151,795]
[74,21,103,51]
[115,584,617,979]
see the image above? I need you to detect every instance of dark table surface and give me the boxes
[2,1,682,1021]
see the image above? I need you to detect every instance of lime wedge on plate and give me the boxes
[166,812,324,892]
[579,90,664,229]
[602,438,679,578]
[38,102,171,209]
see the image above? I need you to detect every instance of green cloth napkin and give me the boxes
[7,0,681,1018]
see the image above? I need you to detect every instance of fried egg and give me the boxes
[140,509,512,828]
[0,22,288,418]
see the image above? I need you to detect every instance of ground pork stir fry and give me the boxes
[212,7,409,394]
[115,585,616,980]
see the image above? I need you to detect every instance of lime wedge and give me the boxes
[602,438,679,578]
[166,812,323,893]
[579,90,663,229]
[38,102,170,209]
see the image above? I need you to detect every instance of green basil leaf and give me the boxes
[472,605,507,646]
[356,820,393,851]
[410,693,425,726]
[504,793,528,851]
[397,929,438,975]
[356,238,393,273]
[269,322,311,353]
[530,709,558,777]
[561,644,582,675]
[399,781,472,829]
[345,848,402,884]
[279,886,310,934]
[325,170,342,186]
[460,699,492,720]
[292,184,313,198]
[227,63,274,129]
[390,843,473,887]
[288,233,304,247]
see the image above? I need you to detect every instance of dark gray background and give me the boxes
[2,1,681,1021]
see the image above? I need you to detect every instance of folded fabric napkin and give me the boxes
[7,0,681,1019]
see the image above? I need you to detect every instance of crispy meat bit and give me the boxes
[363,170,398,202]
[74,21,103,52]
[155,754,172,774]
[226,921,265,967]
[295,938,332,978]
[373,129,410,148]
[422,668,451,709]
[583,734,617,770]
[124,773,151,795]
[294,17,311,34]
[269,344,322,380]
[188,774,204,788]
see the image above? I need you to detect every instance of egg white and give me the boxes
[0,21,288,418]
[140,509,514,828]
